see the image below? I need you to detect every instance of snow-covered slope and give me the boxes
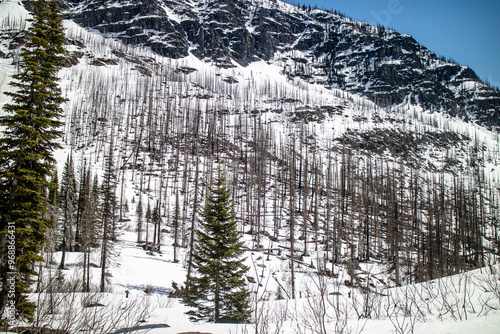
[63,0,500,129]
[42,227,500,333]
[1,1,500,333]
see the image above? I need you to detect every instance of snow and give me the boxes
[110,231,187,294]
[380,59,402,66]
[246,7,257,34]
[0,0,29,118]
[0,58,15,116]
[1,1,500,332]
[35,221,500,333]
[158,2,183,24]
[0,0,28,31]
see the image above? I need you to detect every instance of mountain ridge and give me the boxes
[62,0,500,129]
[1,2,500,331]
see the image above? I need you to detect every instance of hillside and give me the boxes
[62,0,500,129]
[0,0,500,333]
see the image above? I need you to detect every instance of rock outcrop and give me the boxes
[63,0,500,129]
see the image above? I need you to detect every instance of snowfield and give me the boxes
[35,225,500,333]
[1,1,500,333]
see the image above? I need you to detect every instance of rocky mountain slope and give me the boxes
[63,0,500,129]
[1,1,500,331]
[0,0,497,286]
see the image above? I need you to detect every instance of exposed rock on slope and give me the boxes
[63,0,500,129]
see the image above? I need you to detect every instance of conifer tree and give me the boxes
[152,202,161,251]
[184,167,250,323]
[48,170,59,207]
[76,159,90,248]
[173,191,180,263]
[136,195,143,243]
[90,175,101,248]
[100,139,117,292]
[145,203,151,248]
[0,0,66,322]
[83,169,100,292]
[59,154,77,269]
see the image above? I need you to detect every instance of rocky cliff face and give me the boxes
[63,0,500,129]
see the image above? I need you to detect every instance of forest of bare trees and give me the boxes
[50,23,500,293]
[0,3,499,331]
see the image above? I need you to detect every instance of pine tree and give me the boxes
[79,166,93,291]
[100,139,117,292]
[83,174,101,292]
[59,154,77,269]
[48,170,59,207]
[184,167,250,323]
[152,202,161,252]
[76,159,90,248]
[0,0,66,322]
[90,175,101,248]
[136,195,143,243]
[145,203,151,249]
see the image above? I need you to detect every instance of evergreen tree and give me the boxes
[100,139,117,292]
[83,169,100,291]
[184,167,250,323]
[48,170,59,207]
[0,0,66,322]
[89,174,101,248]
[173,191,180,263]
[75,159,90,248]
[123,198,129,214]
[59,154,77,269]
[145,203,151,248]
[152,203,162,252]
[136,195,143,243]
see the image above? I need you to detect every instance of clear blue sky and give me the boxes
[284,0,500,88]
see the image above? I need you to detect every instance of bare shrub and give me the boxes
[385,284,424,334]
[474,265,500,302]
[30,273,163,334]
[474,265,500,315]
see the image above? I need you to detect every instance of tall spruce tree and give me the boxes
[90,174,102,248]
[136,195,143,243]
[100,139,117,292]
[0,0,66,322]
[59,154,77,269]
[184,167,250,323]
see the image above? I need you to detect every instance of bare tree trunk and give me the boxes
[187,157,200,283]
[289,139,296,299]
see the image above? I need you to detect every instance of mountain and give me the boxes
[1,0,500,332]
[62,0,500,129]
[0,0,496,293]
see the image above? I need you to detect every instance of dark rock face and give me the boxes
[64,0,500,129]
[65,0,190,58]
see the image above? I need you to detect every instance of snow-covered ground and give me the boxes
[34,224,500,333]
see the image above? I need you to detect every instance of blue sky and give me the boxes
[284,0,500,88]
